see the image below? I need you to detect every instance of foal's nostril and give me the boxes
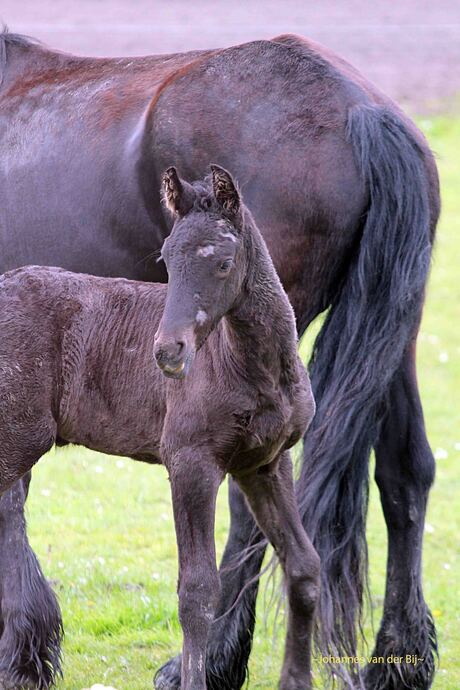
[154,339,186,367]
[154,346,166,365]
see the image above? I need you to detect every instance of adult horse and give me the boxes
[0,29,439,690]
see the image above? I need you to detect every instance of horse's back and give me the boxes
[0,33,367,279]
[0,33,438,328]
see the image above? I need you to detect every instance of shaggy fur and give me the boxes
[0,168,319,690]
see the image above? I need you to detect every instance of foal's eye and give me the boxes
[218,259,233,273]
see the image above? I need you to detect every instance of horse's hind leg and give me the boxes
[0,423,62,690]
[365,344,437,690]
[235,452,320,690]
[164,450,224,690]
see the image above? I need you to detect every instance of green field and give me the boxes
[26,118,459,690]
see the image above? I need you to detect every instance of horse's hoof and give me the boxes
[0,672,35,690]
[154,655,181,689]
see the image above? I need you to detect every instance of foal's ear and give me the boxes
[161,167,195,216]
[210,165,240,216]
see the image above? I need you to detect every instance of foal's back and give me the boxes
[0,266,168,465]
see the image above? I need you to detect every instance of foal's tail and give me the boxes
[297,105,436,685]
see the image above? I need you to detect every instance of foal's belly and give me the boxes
[57,385,165,463]
[57,416,163,464]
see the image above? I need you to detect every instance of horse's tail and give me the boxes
[297,104,436,685]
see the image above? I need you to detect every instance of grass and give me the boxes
[26,117,460,689]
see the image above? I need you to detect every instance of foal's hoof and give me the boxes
[154,655,181,689]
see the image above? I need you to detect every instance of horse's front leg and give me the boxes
[0,474,63,690]
[167,450,224,690]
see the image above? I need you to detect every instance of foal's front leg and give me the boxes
[235,452,320,690]
[168,450,224,690]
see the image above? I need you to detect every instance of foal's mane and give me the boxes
[0,26,42,86]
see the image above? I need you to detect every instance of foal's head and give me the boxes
[154,165,246,379]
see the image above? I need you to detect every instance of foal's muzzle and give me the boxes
[154,332,194,379]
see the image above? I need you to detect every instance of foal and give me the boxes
[0,165,320,689]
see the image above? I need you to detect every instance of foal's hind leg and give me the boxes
[235,453,320,690]
[165,450,224,690]
[365,345,437,690]
[0,475,63,690]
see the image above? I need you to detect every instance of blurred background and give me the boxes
[1,2,458,689]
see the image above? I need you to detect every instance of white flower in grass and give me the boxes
[438,351,449,363]
[443,563,451,570]
[424,522,435,534]
[116,459,125,468]
[82,685,118,690]
[454,442,460,451]
[434,448,448,460]
[41,488,51,497]
[94,465,104,474]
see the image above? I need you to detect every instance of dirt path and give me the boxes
[1,0,459,112]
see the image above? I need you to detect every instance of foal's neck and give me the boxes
[222,212,300,392]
